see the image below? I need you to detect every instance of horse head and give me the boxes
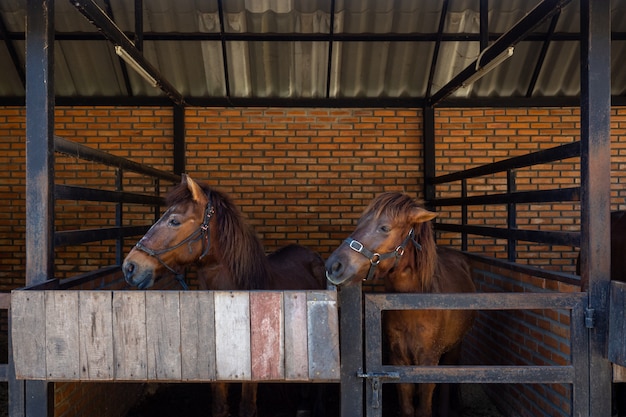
[325,192,437,287]
[122,174,216,289]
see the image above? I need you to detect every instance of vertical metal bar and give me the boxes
[461,179,467,251]
[479,0,489,51]
[507,169,516,262]
[115,169,123,265]
[423,106,435,208]
[364,295,383,417]
[339,282,364,417]
[580,0,612,415]
[24,3,55,412]
[134,0,143,52]
[173,105,185,175]
[572,295,591,417]
[425,0,448,100]
[25,0,55,286]
[325,0,336,99]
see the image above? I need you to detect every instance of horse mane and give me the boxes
[362,192,439,292]
[165,181,271,290]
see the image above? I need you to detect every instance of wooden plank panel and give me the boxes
[284,292,308,380]
[78,291,113,380]
[11,290,46,379]
[307,291,340,381]
[180,291,216,381]
[112,292,147,380]
[146,292,182,380]
[609,281,626,366]
[250,292,284,380]
[45,291,80,379]
[214,292,251,380]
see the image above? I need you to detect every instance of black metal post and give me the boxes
[339,282,364,417]
[24,0,55,415]
[580,0,612,415]
[173,104,186,175]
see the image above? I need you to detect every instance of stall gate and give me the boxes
[10,277,626,417]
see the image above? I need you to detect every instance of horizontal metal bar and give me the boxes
[435,223,580,247]
[365,291,584,311]
[464,252,582,287]
[54,136,180,183]
[433,142,580,184]
[58,265,122,289]
[54,225,149,246]
[433,186,580,207]
[55,184,164,205]
[376,365,575,384]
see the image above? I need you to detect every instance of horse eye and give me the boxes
[168,217,181,227]
[380,225,391,233]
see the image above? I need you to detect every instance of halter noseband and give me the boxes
[344,228,421,281]
[134,199,215,290]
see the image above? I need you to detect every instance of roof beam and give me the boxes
[526,12,560,97]
[0,12,25,88]
[428,0,573,106]
[70,0,186,106]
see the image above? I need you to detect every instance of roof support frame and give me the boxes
[70,0,186,106]
[0,12,25,88]
[526,12,560,97]
[428,0,573,106]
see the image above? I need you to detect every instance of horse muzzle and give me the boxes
[122,260,155,289]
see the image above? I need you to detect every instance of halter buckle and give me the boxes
[370,253,381,265]
[349,239,364,253]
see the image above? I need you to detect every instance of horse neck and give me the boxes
[211,199,272,290]
[385,227,438,293]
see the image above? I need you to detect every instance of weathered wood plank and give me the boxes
[250,292,284,380]
[11,290,46,379]
[180,291,216,380]
[146,292,181,380]
[284,292,308,380]
[307,291,340,381]
[112,292,147,380]
[78,291,113,380]
[45,291,80,379]
[215,292,251,380]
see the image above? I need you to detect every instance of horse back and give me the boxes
[267,244,327,290]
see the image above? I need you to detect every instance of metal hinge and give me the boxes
[357,370,400,408]
[585,307,595,328]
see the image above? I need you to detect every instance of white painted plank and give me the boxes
[78,291,114,380]
[46,291,80,379]
[112,292,147,380]
[214,292,251,380]
[146,292,182,380]
[11,290,46,379]
[180,291,216,380]
[284,292,308,380]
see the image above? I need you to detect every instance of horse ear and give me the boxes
[182,174,205,204]
[410,206,437,224]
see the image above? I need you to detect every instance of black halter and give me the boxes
[344,228,421,281]
[134,199,215,290]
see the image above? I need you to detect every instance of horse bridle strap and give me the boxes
[345,228,421,281]
[134,200,215,289]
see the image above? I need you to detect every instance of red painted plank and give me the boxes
[250,292,284,380]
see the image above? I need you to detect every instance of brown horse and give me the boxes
[122,174,326,417]
[325,192,476,417]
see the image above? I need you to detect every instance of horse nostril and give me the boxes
[123,261,135,279]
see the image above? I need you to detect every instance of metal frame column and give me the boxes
[22,0,56,415]
[580,0,612,415]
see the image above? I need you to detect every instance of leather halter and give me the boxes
[344,228,421,281]
[134,198,215,290]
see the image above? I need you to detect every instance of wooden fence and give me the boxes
[11,290,339,383]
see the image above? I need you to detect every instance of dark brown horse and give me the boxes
[122,174,326,417]
[325,192,476,417]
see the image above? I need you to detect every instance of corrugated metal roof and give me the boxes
[0,0,623,105]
